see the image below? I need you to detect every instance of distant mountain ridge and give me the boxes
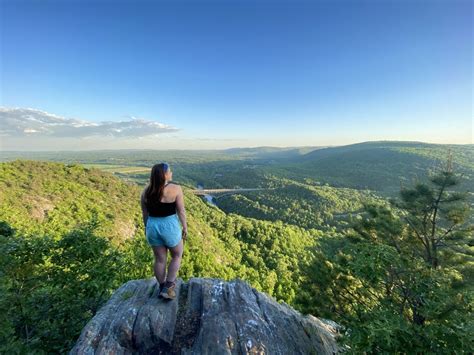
[269,140,474,198]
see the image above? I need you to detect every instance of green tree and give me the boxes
[391,155,473,269]
[0,218,126,354]
[299,159,474,353]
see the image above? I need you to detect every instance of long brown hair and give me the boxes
[144,163,170,205]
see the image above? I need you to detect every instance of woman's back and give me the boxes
[141,162,187,300]
[145,183,178,217]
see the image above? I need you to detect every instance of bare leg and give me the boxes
[152,246,168,284]
[166,239,183,283]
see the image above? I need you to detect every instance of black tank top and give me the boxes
[145,184,177,217]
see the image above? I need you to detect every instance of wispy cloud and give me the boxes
[0,107,180,138]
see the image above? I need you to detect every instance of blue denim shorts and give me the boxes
[146,214,182,248]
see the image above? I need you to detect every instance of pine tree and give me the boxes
[391,151,473,269]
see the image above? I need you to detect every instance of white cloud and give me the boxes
[0,107,180,138]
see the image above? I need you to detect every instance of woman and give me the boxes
[140,162,187,300]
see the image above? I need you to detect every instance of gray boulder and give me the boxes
[70,277,342,354]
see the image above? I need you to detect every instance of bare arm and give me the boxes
[175,186,188,237]
[140,189,148,231]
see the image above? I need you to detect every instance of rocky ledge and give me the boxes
[70,277,341,354]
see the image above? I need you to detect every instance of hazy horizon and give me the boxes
[1,139,472,154]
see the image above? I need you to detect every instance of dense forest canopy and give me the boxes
[0,141,472,353]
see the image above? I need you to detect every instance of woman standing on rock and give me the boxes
[140,162,187,300]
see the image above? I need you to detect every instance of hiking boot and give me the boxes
[158,282,165,298]
[160,280,176,300]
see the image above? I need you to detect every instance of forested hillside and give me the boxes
[1,141,472,353]
[0,160,329,353]
[217,175,388,231]
[0,160,142,243]
[265,141,474,197]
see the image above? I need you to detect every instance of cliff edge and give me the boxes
[70,277,341,354]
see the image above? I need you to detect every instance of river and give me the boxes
[196,184,217,206]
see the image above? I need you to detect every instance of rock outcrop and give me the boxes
[70,277,341,354]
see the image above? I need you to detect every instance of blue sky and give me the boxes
[1,0,472,150]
